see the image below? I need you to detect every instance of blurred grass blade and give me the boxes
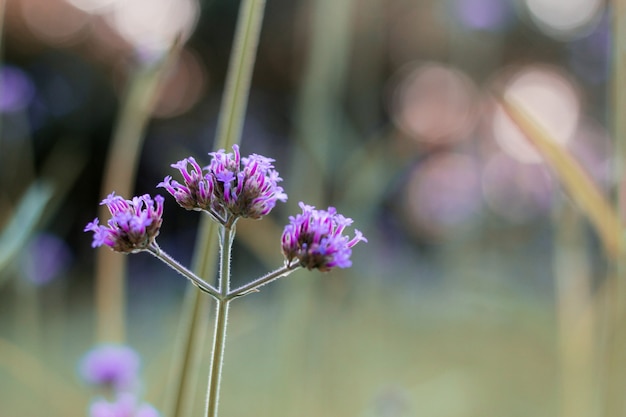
[500,96,621,259]
[214,0,266,151]
[95,38,182,343]
[0,181,54,281]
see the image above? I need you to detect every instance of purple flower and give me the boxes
[0,66,35,113]
[281,202,367,272]
[79,344,140,391]
[20,233,72,285]
[85,193,164,253]
[160,145,287,220]
[157,157,214,211]
[90,393,160,417]
[206,145,288,219]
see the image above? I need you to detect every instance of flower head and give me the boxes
[90,393,160,417]
[281,202,367,272]
[79,344,140,391]
[207,145,287,219]
[160,145,287,221]
[85,193,164,253]
[157,157,213,211]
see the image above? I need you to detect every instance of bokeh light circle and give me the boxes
[152,48,208,118]
[525,0,604,40]
[20,0,89,46]
[403,152,482,239]
[391,62,479,144]
[482,152,554,223]
[65,0,117,14]
[492,66,581,163]
[106,0,200,55]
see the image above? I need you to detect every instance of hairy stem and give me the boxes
[166,220,218,417]
[205,225,234,417]
[146,243,220,300]
[205,299,230,417]
[229,261,300,299]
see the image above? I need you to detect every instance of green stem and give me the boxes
[205,299,230,417]
[146,243,220,299]
[205,225,235,417]
[229,262,300,299]
[214,0,267,150]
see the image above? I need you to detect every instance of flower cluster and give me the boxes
[85,146,366,270]
[90,393,160,417]
[83,146,366,417]
[281,202,367,272]
[79,344,140,391]
[84,193,164,253]
[79,344,161,417]
[159,145,287,221]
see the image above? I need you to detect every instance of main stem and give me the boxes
[205,225,234,417]
[168,2,266,413]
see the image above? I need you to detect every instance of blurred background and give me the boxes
[0,0,617,416]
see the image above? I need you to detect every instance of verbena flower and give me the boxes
[281,202,367,272]
[210,145,287,219]
[79,344,140,391]
[85,193,164,253]
[159,145,287,220]
[157,157,213,211]
[89,393,160,417]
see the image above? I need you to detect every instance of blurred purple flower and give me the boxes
[20,233,72,285]
[160,145,287,220]
[79,344,140,391]
[90,393,160,417]
[0,66,35,113]
[281,202,367,272]
[85,193,164,253]
[568,13,610,84]
[452,0,513,31]
[158,157,214,211]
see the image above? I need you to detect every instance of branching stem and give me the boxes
[146,243,220,300]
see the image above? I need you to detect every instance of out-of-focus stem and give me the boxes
[289,0,355,207]
[95,42,181,343]
[214,0,266,150]
[554,205,595,417]
[604,2,626,416]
